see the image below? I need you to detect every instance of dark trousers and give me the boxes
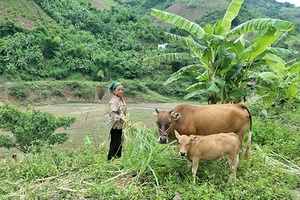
[107,128,123,160]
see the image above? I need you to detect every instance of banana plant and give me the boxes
[149,0,295,104]
[252,54,300,109]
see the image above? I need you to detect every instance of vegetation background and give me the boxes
[0,0,299,199]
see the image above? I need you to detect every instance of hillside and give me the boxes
[154,1,228,24]
[0,0,299,103]
[154,0,300,32]
[2,0,300,31]
[0,0,58,30]
[0,0,115,30]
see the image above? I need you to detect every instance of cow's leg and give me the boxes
[191,159,200,184]
[236,125,252,159]
[227,154,239,183]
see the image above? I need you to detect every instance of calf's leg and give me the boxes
[227,154,239,183]
[191,159,200,184]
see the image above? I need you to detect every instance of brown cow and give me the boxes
[175,130,240,184]
[155,103,252,158]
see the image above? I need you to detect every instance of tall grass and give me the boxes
[104,122,179,197]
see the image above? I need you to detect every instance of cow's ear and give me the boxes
[153,109,159,116]
[171,112,181,120]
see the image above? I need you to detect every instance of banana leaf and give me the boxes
[230,28,280,66]
[215,0,244,35]
[227,18,295,37]
[164,64,201,85]
[151,9,205,39]
[165,32,205,56]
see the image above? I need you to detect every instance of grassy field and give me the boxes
[0,101,299,199]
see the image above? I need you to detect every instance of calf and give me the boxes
[175,130,240,184]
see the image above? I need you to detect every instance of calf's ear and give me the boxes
[174,130,180,138]
[190,136,199,142]
[171,112,181,120]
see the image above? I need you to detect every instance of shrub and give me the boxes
[0,103,76,153]
[146,80,191,98]
[40,90,51,99]
[52,87,65,97]
[7,84,29,99]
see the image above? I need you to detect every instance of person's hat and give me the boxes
[108,82,122,93]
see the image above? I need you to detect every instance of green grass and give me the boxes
[3,0,40,18]
[0,81,108,105]
[1,0,58,29]
[0,108,299,199]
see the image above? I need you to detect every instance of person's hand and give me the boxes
[121,117,126,123]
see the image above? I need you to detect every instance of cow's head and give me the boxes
[154,108,181,143]
[175,130,199,157]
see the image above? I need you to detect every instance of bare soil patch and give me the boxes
[92,0,110,9]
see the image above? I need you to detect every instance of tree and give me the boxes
[149,0,295,104]
[0,103,76,153]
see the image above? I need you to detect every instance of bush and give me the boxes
[52,87,65,97]
[146,80,189,97]
[0,103,76,153]
[7,84,30,99]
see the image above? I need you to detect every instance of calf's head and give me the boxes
[154,109,181,143]
[175,130,198,157]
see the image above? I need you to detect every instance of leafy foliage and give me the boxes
[0,20,26,37]
[0,32,44,80]
[0,1,168,81]
[0,103,76,153]
[252,55,300,109]
[149,0,297,104]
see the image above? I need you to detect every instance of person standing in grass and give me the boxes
[107,82,127,161]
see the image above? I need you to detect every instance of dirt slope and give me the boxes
[153,1,227,27]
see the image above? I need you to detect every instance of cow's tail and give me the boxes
[240,104,252,159]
